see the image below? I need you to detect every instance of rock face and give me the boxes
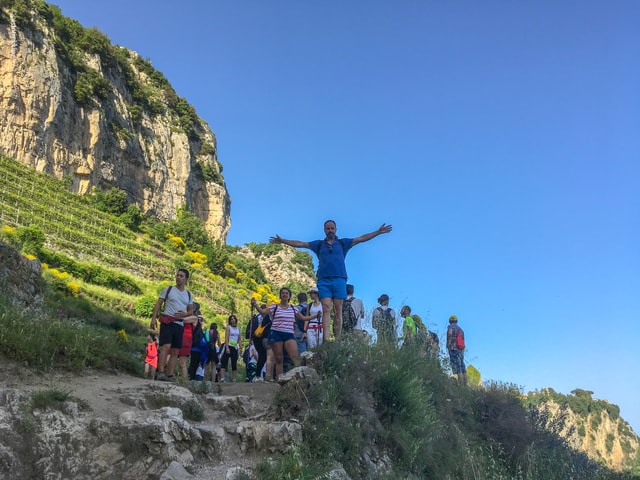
[0,372,308,480]
[0,6,230,241]
[532,399,639,471]
[244,245,317,288]
[0,240,44,308]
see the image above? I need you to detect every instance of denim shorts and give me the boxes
[269,329,296,343]
[317,277,347,300]
[449,349,466,374]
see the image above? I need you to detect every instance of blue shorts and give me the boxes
[317,278,347,300]
[449,349,466,374]
[269,329,296,343]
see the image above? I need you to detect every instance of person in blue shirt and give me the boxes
[270,220,392,340]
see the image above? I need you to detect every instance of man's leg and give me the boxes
[166,348,180,376]
[157,344,171,374]
[332,298,344,340]
[321,297,333,340]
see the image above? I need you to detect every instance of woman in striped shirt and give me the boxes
[251,287,320,380]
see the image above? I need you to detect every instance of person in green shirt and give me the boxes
[401,305,417,346]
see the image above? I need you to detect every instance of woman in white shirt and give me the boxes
[220,315,242,382]
[306,287,324,349]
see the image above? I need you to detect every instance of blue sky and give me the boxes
[51,1,639,433]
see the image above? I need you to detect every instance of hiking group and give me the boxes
[147,220,467,386]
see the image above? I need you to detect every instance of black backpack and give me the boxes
[192,319,204,347]
[246,314,260,339]
[242,347,251,365]
[342,297,357,332]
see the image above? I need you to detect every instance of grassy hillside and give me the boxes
[259,339,640,479]
[0,155,313,349]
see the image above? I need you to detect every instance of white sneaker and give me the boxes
[252,377,263,382]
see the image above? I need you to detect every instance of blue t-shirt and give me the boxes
[308,237,353,279]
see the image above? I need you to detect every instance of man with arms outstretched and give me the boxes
[270,220,392,340]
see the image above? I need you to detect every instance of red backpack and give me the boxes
[455,328,465,350]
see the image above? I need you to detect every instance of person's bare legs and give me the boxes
[271,342,284,379]
[178,356,188,382]
[166,348,179,376]
[321,298,333,341]
[284,339,299,368]
[158,344,171,374]
[265,348,275,380]
[332,298,344,340]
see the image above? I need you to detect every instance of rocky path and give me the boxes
[0,357,312,479]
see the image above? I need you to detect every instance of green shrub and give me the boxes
[127,104,143,124]
[91,187,128,215]
[119,204,143,231]
[203,240,229,275]
[199,142,215,156]
[247,242,283,257]
[198,161,223,184]
[74,68,110,106]
[181,399,204,422]
[16,225,45,254]
[134,294,157,317]
[30,389,89,412]
[30,389,69,412]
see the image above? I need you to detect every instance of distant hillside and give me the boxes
[526,388,639,471]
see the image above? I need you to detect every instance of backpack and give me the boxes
[455,327,465,350]
[242,347,251,365]
[412,314,427,334]
[246,314,260,339]
[192,319,204,348]
[342,297,357,332]
[374,307,395,329]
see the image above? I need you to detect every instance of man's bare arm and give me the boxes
[352,223,392,247]
[270,235,310,249]
[150,297,164,330]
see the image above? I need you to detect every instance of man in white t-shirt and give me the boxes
[150,269,193,382]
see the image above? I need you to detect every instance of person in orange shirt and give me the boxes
[144,333,158,379]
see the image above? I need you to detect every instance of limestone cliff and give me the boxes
[0,2,230,241]
[528,390,639,471]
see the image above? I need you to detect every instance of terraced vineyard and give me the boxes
[0,156,173,279]
[0,156,255,319]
